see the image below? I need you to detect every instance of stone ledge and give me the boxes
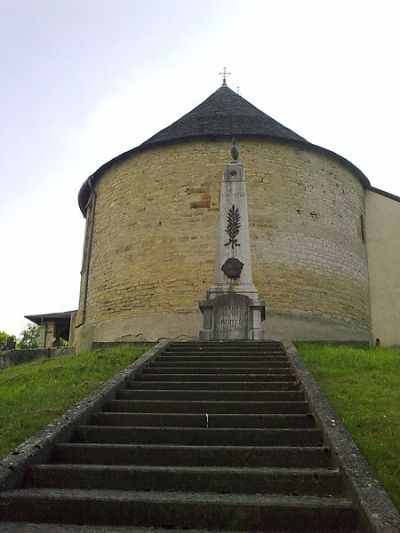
[0,341,169,492]
[284,341,400,532]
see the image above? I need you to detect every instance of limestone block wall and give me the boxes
[75,138,370,348]
[366,190,400,346]
[38,320,56,349]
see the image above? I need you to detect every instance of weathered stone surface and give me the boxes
[199,150,265,340]
[212,293,249,340]
[74,138,371,348]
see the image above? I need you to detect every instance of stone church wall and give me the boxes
[366,190,400,346]
[75,138,371,349]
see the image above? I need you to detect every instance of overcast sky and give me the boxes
[1,0,399,336]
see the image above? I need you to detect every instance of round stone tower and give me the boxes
[75,84,371,350]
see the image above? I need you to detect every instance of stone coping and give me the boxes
[0,347,76,371]
[284,340,400,532]
[0,341,169,492]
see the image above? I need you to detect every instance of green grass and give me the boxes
[297,342,400,511]
[0,344,151,459]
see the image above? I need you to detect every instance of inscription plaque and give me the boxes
[212,293,250,340]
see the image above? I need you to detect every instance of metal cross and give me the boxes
[219,67,231,86]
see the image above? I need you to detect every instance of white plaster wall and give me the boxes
[366,190,400,346]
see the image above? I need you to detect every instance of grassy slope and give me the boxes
[298,342,400,511]
[0,344,150,459]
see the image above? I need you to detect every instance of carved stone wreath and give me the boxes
[221,257,244,279]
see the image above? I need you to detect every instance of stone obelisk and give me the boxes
[199,138,265,340]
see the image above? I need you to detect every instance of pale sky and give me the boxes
[1,0,399,336]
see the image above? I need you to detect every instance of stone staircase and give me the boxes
[0,341,361,531]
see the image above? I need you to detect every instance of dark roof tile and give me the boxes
[140,84,306,147]
[78,84,371,215]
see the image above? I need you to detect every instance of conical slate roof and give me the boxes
[139,84,306,148]
[78,83,370,214]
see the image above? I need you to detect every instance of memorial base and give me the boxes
[199,292,265,341]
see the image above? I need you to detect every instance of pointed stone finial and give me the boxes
[231,136,239,161]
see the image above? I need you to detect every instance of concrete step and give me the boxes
[166,345,284,352]
[141,367,292,375]
[107,399,310,414]
[165,344,284,348]
[136,369,295,382]
[158,351,286,361]
[129,380,300,391]
[90,412,316,428]
[162,349,285,354]
[168,341,283,346]
[162,353,287,358]
[0,523,236,533]
[153,359,290,367]
[74,426,323,446]
[137,373,296,382]
[52,443,332,468]
[117,389,304,401]
[0,488,358,530]
[28,464,342,496]
[163,352,287,356]
[167,342,283,348]
[162,354,287,359]
[168,345,284,349]
[173,352,287,356]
